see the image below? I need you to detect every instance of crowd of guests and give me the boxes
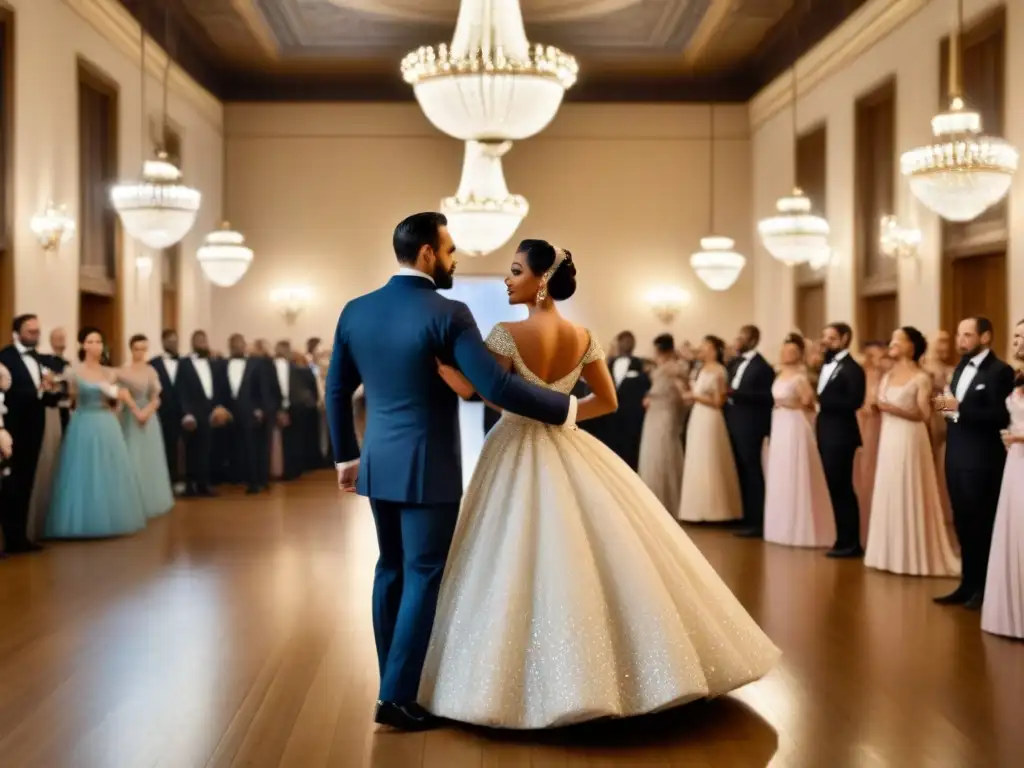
[0,314,335,555]
[579,318,1024,642]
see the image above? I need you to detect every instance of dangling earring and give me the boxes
[535,282,548,304]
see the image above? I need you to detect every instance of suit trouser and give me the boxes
[731,431,767,531]
[369,499,459,704]
[946,457,1003,593]
[820,442,860,550]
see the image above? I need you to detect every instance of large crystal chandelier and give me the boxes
[758,189,831,267]
[196,223,254,287]
[900,3,1017,222]
[401,0,578,141]
[112,24,201,250]
[443,140,528,256]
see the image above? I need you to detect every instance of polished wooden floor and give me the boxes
[1,473,1021,767]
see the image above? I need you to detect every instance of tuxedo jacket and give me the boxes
[815,354,866,451]
[177,356,226,423]
[149,356,184,428]
[946,351,1014,469]
[215,357,272,427]
[725,352,775,442]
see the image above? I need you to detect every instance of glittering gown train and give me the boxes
[417,324,781,729]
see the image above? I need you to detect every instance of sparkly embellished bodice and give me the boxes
[73,373,115,411]
[485,323,605,394]
[119,365,160,407]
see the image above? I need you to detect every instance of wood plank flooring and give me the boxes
[0,472,1020,767]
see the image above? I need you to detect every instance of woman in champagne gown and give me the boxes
[864,327,960,577]
[25,356,63,542]
[420,240,779,729]
[120,335,174,519]
[763,334,835,548]
[637,333,687,512]
[46,327,148,539]
[981,321,1024,639]
[923,331,956,547]
[855,341,886,545]
[677,336,742,523]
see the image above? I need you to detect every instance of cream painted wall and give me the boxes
[217,102,754,355]
[9,0,223,354]
[750,0,1024,352]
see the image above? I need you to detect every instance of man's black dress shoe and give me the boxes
[825,546,864,559]
[734,528,763,539]
[963,592,984,610]
[933,588,970,605]
[373,701,437,731]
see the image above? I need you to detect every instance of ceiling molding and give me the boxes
[748,0,929,130]
[63,0,223,131]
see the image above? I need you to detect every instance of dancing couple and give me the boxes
[325,212,779,732]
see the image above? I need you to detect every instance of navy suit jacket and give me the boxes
[326,274,572,504]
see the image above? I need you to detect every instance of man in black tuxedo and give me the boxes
[218,334,270,494]
[934,316,1015,609]
[591,331,650,470]
[270,340,318,480]
[724,324,775,538]
[0,314,59,553]
[178,330,222,497]
[816,322,866,557]
[149,329,185,491]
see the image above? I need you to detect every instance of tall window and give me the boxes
[0,7,13,335]
[854,78,898,344]
[794,125,827,338]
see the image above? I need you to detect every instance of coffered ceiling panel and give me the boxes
[120,0,870,101]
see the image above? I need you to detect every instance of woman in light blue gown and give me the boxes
[46,327,148,539]
[120,334,174,518]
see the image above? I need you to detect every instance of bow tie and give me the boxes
[165,354,180,361]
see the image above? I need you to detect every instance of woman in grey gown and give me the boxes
[637,333,688,512]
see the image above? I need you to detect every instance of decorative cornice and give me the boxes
[748,0,930,131]
[62,0,223,132]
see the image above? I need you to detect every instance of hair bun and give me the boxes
[548,253,577,302]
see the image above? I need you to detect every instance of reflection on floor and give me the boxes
[0,473,1020,767]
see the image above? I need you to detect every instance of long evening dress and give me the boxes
[981,388,1024,639]
[863,373,961,577]
[676,367,742,523]
[26,403,62,542]
[46,368,148,539]
[854,372,882,546]
[763,375,835,547]
[120,365,175,519]
[637,360,686,512]
[418,325,780,729]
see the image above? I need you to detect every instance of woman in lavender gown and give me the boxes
[982,320,1024,639]
[763,334,835,548]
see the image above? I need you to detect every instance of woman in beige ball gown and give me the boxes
[676,335,742,523]
[637,333,687,512]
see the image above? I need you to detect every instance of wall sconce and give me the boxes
[270,286,312,324]
[135,254,154,280]
[645,285,691,325]
[30,202,76,251]
[880,214,922,260]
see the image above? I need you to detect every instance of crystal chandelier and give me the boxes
[900,1,1017,222]
[442,141,528,256]
[879,215,922,259]
[645,286,691,324]
[111,152,201,250]
[196,223,254,287]
[401,0,578,141]
[758,188,830,267]
[30,202,76,251]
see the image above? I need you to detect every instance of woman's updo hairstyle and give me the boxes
[901,325,928,362]
[77,325,104,362]
[783,332,806,353]
[518,239,578,302]
[704,334,726,365]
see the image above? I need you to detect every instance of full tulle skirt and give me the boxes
[120,409,175,519]
[47,409,148,538]
[982,445,1024,639]
[764,408,835,548]
[418,415,781,729]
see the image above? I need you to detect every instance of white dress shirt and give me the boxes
[163,353,179,384]
[398,266,435,285]
[954,348,990,402]
[817,349,849,394]
[730,349,758,390]
[191,354,214,400]
[15,339,42,389]
[275,357,291,409]
[227,358,246,399]
[612,357,631,388]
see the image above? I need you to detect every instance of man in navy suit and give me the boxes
[326,212,576,731]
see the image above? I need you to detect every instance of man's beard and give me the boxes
[823,347,839,364]
[193,348,210,358]
[433,262,455,290]
[960,343,982,360]
[15,334,37,350]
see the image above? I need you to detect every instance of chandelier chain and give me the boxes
[949,0,962,98]
[708,104,715,234]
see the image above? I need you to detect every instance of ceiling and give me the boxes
[120,0,870,102]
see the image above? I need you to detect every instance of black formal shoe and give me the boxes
[373,701,437,732]
[245,486,260,495]
[933,588,970,606]
[734,528,763,539]
[963,592,984,610]
[825,546,864,559]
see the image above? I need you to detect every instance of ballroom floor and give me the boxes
[0,473,1020,768]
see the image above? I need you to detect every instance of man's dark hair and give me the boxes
[393,212,447,265]
[13,314,37,333]
[826,322,854,344]
[129,334,148,347]
[972,316,994,337]
[161,329,177,341]
[306,337,321,354]
[740,324,761,346]
[653,333,674,353]
[617,331,635,343]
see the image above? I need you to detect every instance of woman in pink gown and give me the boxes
[854,341,887,545]
[864,327,961,578]
[763,334,835,547]
[982,320,1024,639]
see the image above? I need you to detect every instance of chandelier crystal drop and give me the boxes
[30,202,76,251]
[401,0,578,141]
[442,140,528,257]
[757,189,831,267]
[689,236,746,291]
[196,222,254,287]
[900,97,1018,222]
[111,152,201,250]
